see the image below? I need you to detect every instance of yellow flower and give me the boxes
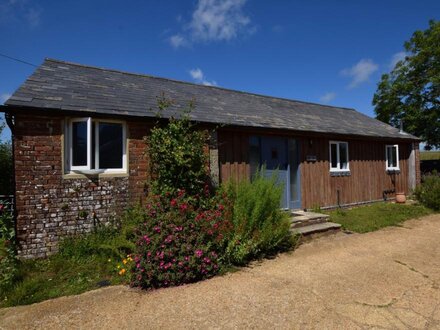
[117,265,121,269]
[108,259,111,262]
[122,259,127,265]
[119,269,126,275]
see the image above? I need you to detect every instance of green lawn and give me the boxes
[327,202,434,233]
[420,151,440,161]
[0,255,123,308]
[0,227,132,308]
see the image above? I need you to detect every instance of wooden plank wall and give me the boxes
[300,137,410,209]
[218,129,412,209]
[218,130,250,182]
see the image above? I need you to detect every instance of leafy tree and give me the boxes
[373,20,440,149]
[0,120,12,195]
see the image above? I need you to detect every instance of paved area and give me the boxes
[1,214,439,329]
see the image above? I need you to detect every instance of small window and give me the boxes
[386,144,399,171]
[66,118,126,173]
[329,141,349,172]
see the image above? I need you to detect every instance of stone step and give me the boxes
[290,211,330,229]
[290,216,329,229]
[292,222,342,236]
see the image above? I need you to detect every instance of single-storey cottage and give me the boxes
[1,59,420,258]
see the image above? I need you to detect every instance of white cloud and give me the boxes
[0,93,11,105]
[341,59,379,88]
[389,51,408,69]
[189,68,217,86]
[169,34,187,49]
[319,92,336,103]
[169,0,253,48]
[0,0,42,28]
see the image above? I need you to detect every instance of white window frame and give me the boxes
[329,141,350,172]
[69,117,92,171]
[385,144,400,171]
[66,117,127,174]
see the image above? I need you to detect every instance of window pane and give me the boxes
[339,143,348,169]
[249,136,260,180]
[72,121,87,166]
[330,144,338,168]
[391,146,397,167]
[387,147,392,167]
[99,123,123,169]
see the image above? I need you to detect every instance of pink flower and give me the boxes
[170,199,177,207]
[154,226,161,233]
[195,250,203,258]
[180,203,188,212]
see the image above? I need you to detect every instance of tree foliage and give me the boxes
[373,20,440,149]
[0,121,12,195]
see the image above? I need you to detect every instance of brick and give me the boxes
[14,115,148,258]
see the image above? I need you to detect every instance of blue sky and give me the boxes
[0,0,439,141]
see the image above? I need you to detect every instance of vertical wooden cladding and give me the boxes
[301,137,411,209]
[218,128,414,209]
[218,130,250,182]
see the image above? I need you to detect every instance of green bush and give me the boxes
[147,102,209,197]
[414,172,440,210]
[0,210,18,291]
[224,170,295,265]
[0,120,13,195]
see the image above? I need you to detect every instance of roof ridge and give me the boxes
[44,58,357,112]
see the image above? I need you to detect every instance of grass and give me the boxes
[0,225,135,308]
[1,255,123,307]
[327,202,434,233]
[420,151,440,161]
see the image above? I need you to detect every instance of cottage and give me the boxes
[1,59,420,258]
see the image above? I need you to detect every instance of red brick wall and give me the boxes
[14,114,149,258]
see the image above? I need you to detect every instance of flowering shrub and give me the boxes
[130,189,232,289]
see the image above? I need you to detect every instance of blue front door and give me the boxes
[250,136,301,209]
[260,137,290,209]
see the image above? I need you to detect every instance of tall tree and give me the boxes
[373,20,440,149]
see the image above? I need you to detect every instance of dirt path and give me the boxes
[1,214,440,329]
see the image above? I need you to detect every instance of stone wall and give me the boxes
[14,114,149,258]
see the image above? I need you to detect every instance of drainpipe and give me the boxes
[5,111,17,248]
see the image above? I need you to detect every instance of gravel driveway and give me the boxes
[1,214,439,329]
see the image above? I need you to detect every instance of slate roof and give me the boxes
[5,58,418,140]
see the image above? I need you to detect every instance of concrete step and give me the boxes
[292,222,342,236]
